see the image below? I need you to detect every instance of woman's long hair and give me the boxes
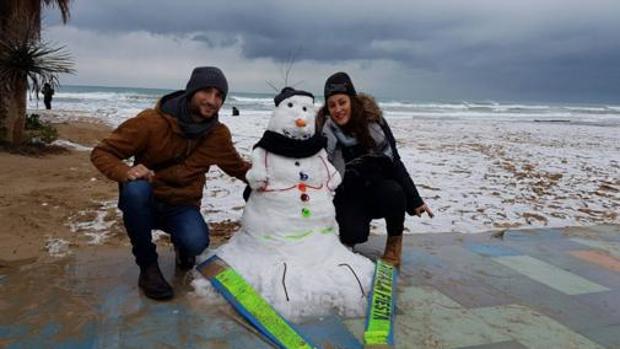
[318,94,376,151]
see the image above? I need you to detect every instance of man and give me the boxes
[42,82,54,110]
[91,67,250,300]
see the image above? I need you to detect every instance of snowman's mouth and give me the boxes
[281,128,311,140]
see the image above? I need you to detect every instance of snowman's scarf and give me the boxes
[254,131,326,158]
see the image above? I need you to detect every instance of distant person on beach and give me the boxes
[317,72,433,267]
[42,82,54,110]
[232,106,240,116]
[91,67,250,300]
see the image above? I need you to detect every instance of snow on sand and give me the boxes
[207,114,619,235]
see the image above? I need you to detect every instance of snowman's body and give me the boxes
[192,90,375,321]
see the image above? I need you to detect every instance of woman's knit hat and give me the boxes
[324,72,357,100]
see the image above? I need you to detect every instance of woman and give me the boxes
[317,72,433,267]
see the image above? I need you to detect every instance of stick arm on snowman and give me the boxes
[319,148,342,193]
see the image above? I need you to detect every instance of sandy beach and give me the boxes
[0,113,236,267]
[0,119,120,266]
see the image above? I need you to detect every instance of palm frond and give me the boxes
[42,0,71,23]
[0,33,75,94]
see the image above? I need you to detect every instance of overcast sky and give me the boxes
[43,0,620,103]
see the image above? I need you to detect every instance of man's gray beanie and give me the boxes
[185,66,228,101]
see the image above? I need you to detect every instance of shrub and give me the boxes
[24,113,58,144]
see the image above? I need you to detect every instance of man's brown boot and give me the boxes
[381,235,403,268]
[139,262,174,300]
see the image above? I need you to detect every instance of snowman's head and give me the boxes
[268,87,316,140]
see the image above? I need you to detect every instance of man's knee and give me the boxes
[175,220,210,256]
[119,180,152,210]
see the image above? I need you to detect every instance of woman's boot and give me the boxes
[381,235,403,267]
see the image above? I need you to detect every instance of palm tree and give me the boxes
[0,0,72,145]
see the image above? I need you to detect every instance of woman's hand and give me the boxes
[413,204,434,218]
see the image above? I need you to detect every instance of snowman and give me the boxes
[192,87,375,321]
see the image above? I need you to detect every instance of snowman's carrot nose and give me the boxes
[295,118,306,127]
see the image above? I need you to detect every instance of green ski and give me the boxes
[197,256,318,349]
[363,259,397,348]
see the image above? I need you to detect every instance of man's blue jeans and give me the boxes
[118,180,209,268]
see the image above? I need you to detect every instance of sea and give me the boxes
[27,84,620,128]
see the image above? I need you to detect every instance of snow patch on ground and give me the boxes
[52,139,93,151]
[58,111,620,239]
[69,201,120,244]
[45,238,71,257]
[198,114,620,234]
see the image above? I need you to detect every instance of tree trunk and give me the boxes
[0,79,27,144]
[9,77,28,144]
[0,1,40,144]
[0,88,9,142]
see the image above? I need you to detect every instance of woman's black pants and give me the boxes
[334,179,407,245]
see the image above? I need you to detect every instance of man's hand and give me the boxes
[413,204,434,218]
[125,164,155,182]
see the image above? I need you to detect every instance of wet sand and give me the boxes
[0,120,122,267]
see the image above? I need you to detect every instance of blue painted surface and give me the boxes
[2,224,620,348]
[41,322,62,338]
[504,228,564,241]
[299,315,362,349]
[2,322,96,349]
[403,248,445,270]
[0,325,28,339]
[465,242,521,257]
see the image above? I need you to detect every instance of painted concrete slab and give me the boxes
[582,324,620,349]
[571,238,620,259]
[2,224,620,348]
[472,304,605,349]
[518,247,620,290]
[457,341,529,349]
[570,250,620,272]
[503,228,565,242]
[418,245,519,309]
[492,255,610,295]
[573,290,620,326]
[394,286,512,349]
[464,242,521,257]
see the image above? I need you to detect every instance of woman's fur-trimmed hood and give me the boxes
[357,93,382,122]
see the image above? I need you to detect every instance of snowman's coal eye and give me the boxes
[287,102,293,108]
[302,107,307,111]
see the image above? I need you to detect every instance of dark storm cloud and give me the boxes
[45,0,620,102]
[45,0,478,63]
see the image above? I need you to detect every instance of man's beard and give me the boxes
[189,102,216,120]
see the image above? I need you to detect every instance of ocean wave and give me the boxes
[29,85,620,126]
[228,95,273,104]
